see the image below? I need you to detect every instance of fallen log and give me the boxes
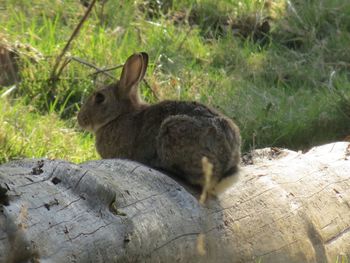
[0,142,349,262]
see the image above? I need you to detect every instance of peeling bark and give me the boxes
[0,142,349,263]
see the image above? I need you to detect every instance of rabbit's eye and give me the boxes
[94,92,105,104]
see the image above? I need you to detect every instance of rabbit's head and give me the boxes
[78,52,149,133]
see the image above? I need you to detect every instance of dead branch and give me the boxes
[50,0,98,81]
[143,78,160,101]
[70,56,116,80]
[91,64,124,76]
[62,55,159,102]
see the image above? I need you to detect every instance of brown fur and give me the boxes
[78,52,241,190]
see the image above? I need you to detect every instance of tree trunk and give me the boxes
[0,142,349,263]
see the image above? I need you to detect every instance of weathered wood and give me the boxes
[0,142,349,262]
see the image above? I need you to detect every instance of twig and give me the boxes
[91,64,124,76]
[55,57,72,79]
[50,0,98,81]
[60,55,159,101]
[143,78,160,101]
[177,26,193,52]
[286,0,305,26]
[70,56,116,80]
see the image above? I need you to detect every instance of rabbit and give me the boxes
[78,52,241,194]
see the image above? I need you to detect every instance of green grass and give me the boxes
[0,0,350,164]
[0,98,97,163]
[256,254,349,263]
[336,254,349,263]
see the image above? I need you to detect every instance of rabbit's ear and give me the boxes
[119,52,148,96]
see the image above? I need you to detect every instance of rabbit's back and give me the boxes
[133,100,241,186]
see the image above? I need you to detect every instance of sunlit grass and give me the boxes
[335,254,349,263]
[0,0,349,163]
[0,98,97,163]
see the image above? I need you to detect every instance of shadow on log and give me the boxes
[0,142,349,262]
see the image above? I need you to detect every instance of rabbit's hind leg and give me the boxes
[156,115,220,187]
